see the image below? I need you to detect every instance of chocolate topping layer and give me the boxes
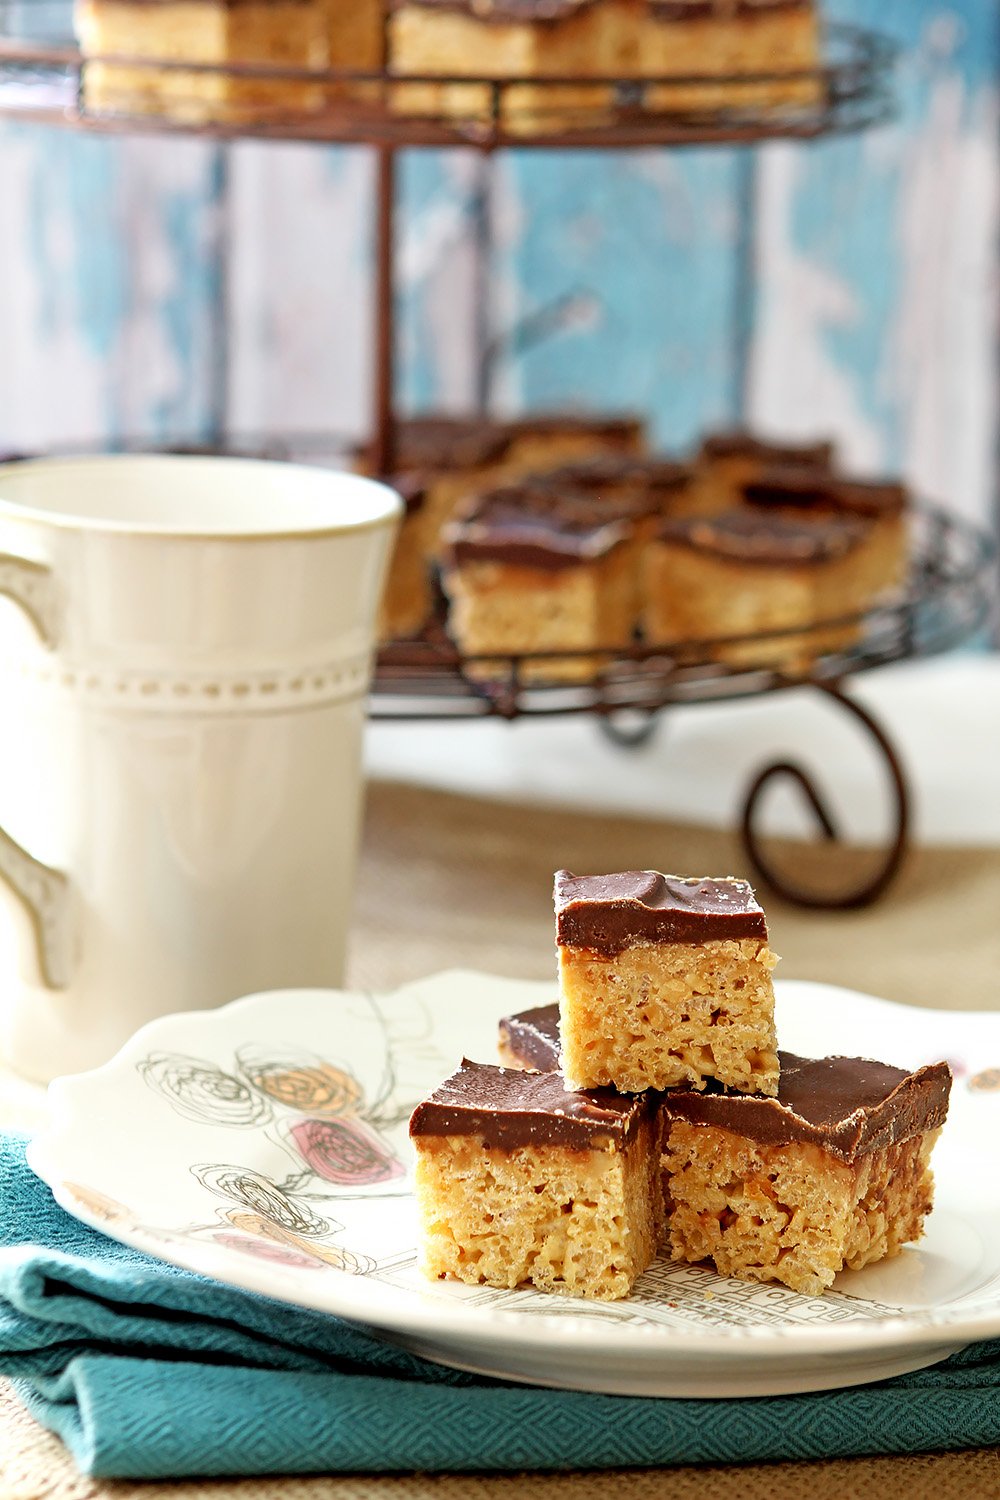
[700,430,835,467]
[663,1051,952,1162]
[391,0,592,21]
[657,510,868,566]
[409,1059,652,1149]
[499,1003,561,1072]
[652,0,809,19]
[444,486,631,570]
[744,467,908,520]
[531,454,691,496]
[555,869,768,953]
[503,413,645,442]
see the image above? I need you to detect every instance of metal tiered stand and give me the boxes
[0,18,995,908]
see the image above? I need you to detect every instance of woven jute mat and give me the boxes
[3,778,1000,1500]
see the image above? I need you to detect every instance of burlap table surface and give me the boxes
[2,777,999,1500]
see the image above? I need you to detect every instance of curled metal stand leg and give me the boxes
[740,680,911,910]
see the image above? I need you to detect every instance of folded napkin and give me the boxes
[2,1134,999,1480]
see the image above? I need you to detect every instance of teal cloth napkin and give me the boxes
[2,1133,1000,1480]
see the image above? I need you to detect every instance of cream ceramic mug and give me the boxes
[0,455,401,1083]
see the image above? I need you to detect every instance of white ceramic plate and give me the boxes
[29,973,1000,1399]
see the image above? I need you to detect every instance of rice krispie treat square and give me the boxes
[409,1059,663,1300]
[661,1051,952,1295]
[555,869,779,1095]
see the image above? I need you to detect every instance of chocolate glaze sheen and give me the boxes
[664,1051,952,1162]
[555,869,768,954]
[409,1059,652,1150]
[444,488,631,571]
[499,1003,561,1071]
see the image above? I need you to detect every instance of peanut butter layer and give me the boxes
[409,1059,654,1150]
[656,509,868,567]
[662,1051,952,1163]
[555,869,768,955]
[499,1003,561,1071]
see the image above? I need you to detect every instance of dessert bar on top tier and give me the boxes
[409,1059,663,1299]
[742,468,910,603]
[555,869,779,1095]
[75,0,382,121]
[387,0,632,131]
[441,486,636,682]
[638,0,822,115]
[661,1051,952,1295]
[642,509,869,669]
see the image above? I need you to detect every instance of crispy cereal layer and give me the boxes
[662,1119,938,1296]
[559,937,779,1095]
[413,1114,662,1300]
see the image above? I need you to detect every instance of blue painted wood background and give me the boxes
[0,0,996,533]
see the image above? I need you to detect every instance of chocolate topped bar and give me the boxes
[657,510,867,566]
[663,1051,952,1163]
[555,869,768,954]
[409,1059,653,1150]
[444,487,631,570]
[700,430,834,467]
[744,468,908,520]
[499,1003,561,1071]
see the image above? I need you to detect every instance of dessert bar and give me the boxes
[409,1059,663,1299]
[76,0,330,122]
[639,0,822,115]
[441,487,635,682]
[388,0,631,132]
[661,1051,952,1294]
[692,429,835,515]
[642,509,869,669]
[498,1001,561,1071]
[555,868,779,1095]
[743,467,909,603]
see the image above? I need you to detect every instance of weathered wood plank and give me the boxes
[0,124,223,450]
[751,0,999,523]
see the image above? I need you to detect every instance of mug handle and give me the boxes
[0,555,73,990]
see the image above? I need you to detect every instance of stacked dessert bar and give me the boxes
[410,869,951,1301]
